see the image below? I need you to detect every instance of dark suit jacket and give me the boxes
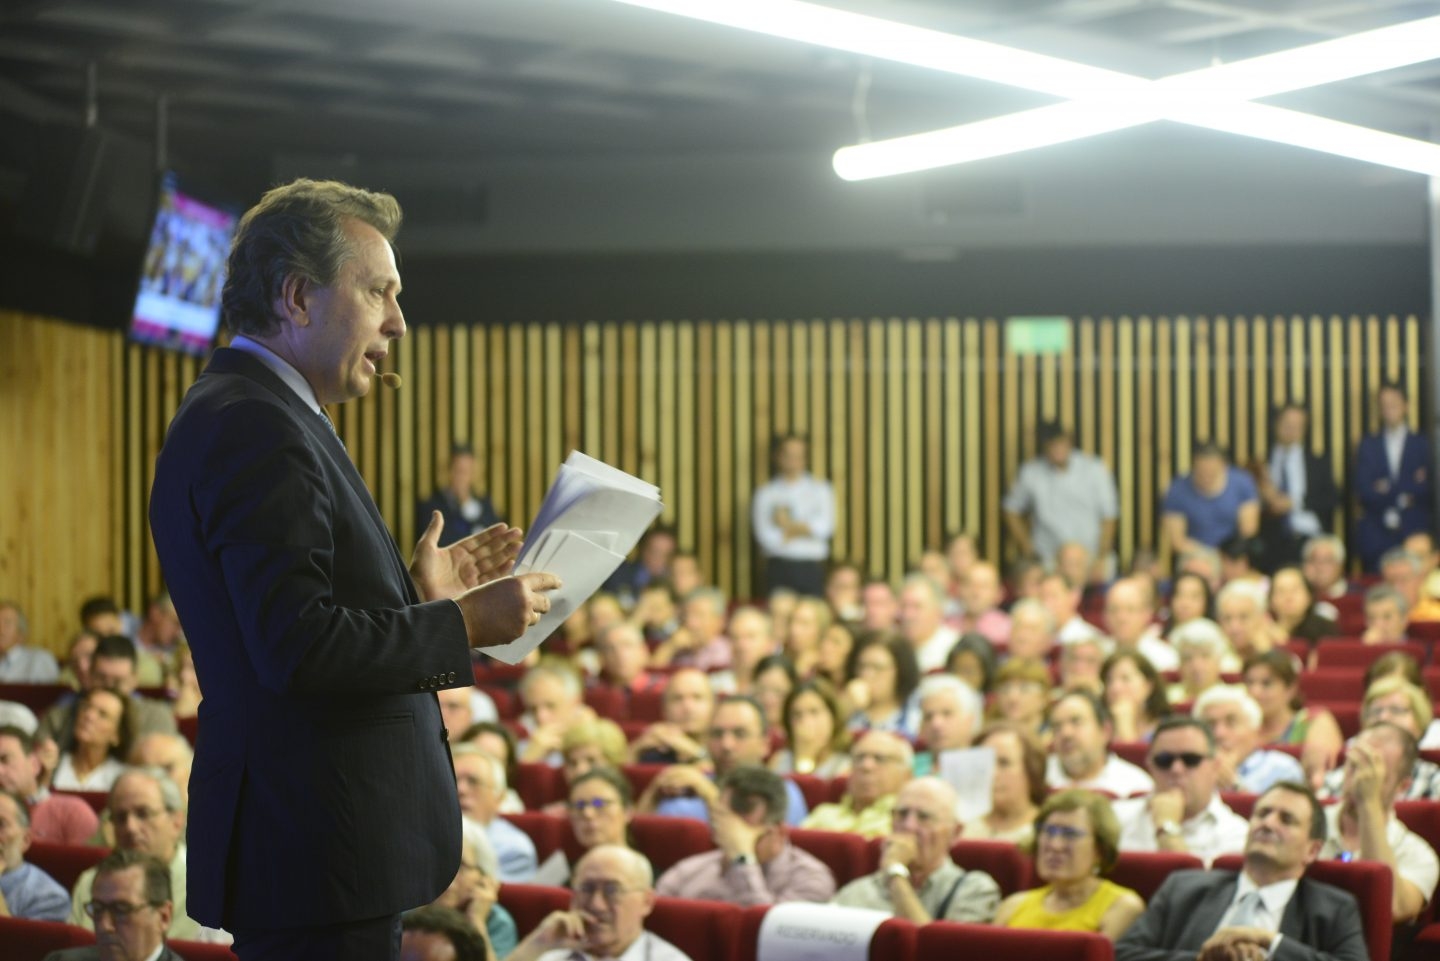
[1114,869,1368,961]
[415,489,503,548]
[1354,429,1432,570]
[148,348,473,930]
[44,947,187,961]
[1263,448,1339,531]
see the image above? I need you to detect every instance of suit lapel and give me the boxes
[1191,874,1240,944]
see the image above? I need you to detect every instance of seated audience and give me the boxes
[1361,584,1410,645]
[39,635,179,747]
[1113,716,1248,866]
[802,731,912,837]
[1301,534,1351,616]
[1102,650,1171,743]
[770,679,851,778]
[1161,441,1260,553]
[0,788,69,921]
[670,552,706,599]
[428,836,519,961]
[67,850,185,961]
[1194,687,1304,794]
[1316,723,1438,925]
[814,622,855,690]
[750,654,797,733]
[707,606,776,696]
[402,905,494,961]
[1105,577,1178,672]
[128,732,194,806]
[1242,650,1342,782]
[604,524,677,606]
[1006,599,1057,663]
[1321,675,1440,798]
[631,581,680,646]
[536,768,638,887]
[593,623,667,696]
[0,601,59,683]
[1267,566,1338,643]
[656,766,835,904]
[132,592,183,685]
[1215,581,1284,661]
[1041,572,1104,645]
[1380,547,1440,622]
[629,667,714,765]
[461,722,525,815]
[953,561,1011,646]
[452,744,537,883]
[70,768,218,940]
[825,561,865,625]
[990,657,1052,744]
[163,642,202,721]
[861,577,900,632]
[561,719,629,786]
[961,722,1046,845]
[1055,540,1097,592]
[1164,572,1214,637]
[843,632,921,741]
[899,575,959,672]
[1057,634,1109,696]
[1114,781,1367,961]
[833,776,1001,922]
[1046,690,1155,797]
[1218,536,1266,584]
[650,588,730,671]
[996,788,1144,938]
[507,845,692,961]
[0,725,97,844]
[51,688,130,791]
[1167,619,1233,705]
[944,632,997,695]
[781,596,830,678]
[912,675,983,777]
[57,629,99,692]
[517,663,590,765]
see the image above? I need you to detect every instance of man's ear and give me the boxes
[275,273,312,328]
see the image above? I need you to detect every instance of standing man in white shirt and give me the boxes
[752,433,835,598]
[1002,422,1119,581]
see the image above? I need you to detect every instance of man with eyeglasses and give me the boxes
[451,744,537,883]
[50,849,185,961]
[655,766,834,905]
[1116,782,1367,961]
[1114,717,1248,867]
[801,731,913,838]
[832,777,1000,923]
[0,788,70,921]
[508,845,692,961]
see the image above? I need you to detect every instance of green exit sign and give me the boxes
[1006,316,1071,355]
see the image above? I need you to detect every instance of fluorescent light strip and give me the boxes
[609,0,1440,177]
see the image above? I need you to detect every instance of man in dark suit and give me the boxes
[1257,404,1338,573]
[416,443,505,548]
[149,179,560,959]
[47,849,187,961]
[1354,382,1432,573]
[1116,782,1367,961]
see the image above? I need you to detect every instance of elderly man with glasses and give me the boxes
[800,731,912,838]
[48,850,186,961]
[1113,716,1249,867]
[507,845,692,961]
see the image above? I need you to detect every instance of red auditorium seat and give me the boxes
[620,720,651,741]
[786,773,830,811]
[789,828,872,886]
[1282,639,1313,663]
[499,882,570,937]
[514,761,567,810]
[478,683,520,720]
[502,811,568,863]
[1407,622,1440,643]
[620,763,667,798]
[648,897,743,961]
[177,713,199,746]
[1298,669,1367,702]
[1313,641,1427,671]
[474,660,528,685]
[827,774,850,803]
[629,688,667,722]
[1111,741,1149,769]
[918,920,1111,961]
[1109,850,1205,901]
[1310,701,1362,739]
[627,815,716,876]
[1421,749,1440,767]
[1220,792,1257,819]
[50,790,107,814]
[583,685,628,721]
[1213,855,1392,961]
[0,683,70,714]
[168,940,239,960]
[1423,666,1440,701]
[1395,800,1440,856]
[28,842,109,892]
[0,917,94,961]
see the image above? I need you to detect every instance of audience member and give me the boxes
[912,675,984,777]
[945,531,982,597]
[861,577,900,632]
[960,722,1045,845]
[559,719,628,786]
[1379,547,1436,621]
[1114,781,1367,961]
[1258,403,1338,571]
[59,850,186,961]
[1176,546,1223,594]
[0,601,59,683]
[51,688,130,792]
[651,588,731,672]
[780,596,830,678]
[1316,723,1438,924]
[536,768,639,887]
[750,655,797,733]
[460,722,525,815]
[628,668,712,765]
[1267,566,1338,642]
[843,632,921,741]
[917,551,957,614]
[832,777,1001,923]
[656,766,835,905]
[1194,687,1304,794]
[1162,442,1261,553]
[898,575,959,672]
[39,635,179,749]
[1301,535,1351,617]
[1105,577,1178,672]
[604,525,677,608]
[707,607,774,696]
[995,789,1144,939]
[437,685,498,749]
[415,442,505,549]
[0,788,69,921]
[1361,584,1410,645]
[1218,536,1266,587]
[1057,634,1109,696]
[1006,599,1056,663]
[1242,650,1343,782]
[1056,541,1098,592]
[0,725,97,844]
[1113,717,1248,866]
[128,732,194,807]
[670,553,706,601]
[426,836,518,961]
[594,623,666,696]
[751,432,834,598]
[57,629,99,692]
[814,622,855,690]
[1321,676,1440,799]
[1215,580,1284,661]
[990,657,1052,743]
[802,731,912,837]
[952,561,1011,646]
[943,633,997,695]
[517,663,589,764]
[631,581,680,647]
[1045,690,1154,796]
[1002,422,1119,574]
[507,845,692,961]
[770,680,851,778]
[77,597,128,640]
[1165,572,1214,636]
[131,593,183,685]
[1102,650,1171,743]
[401,904,494,961]
[452,744,537,883]
[824,561,865,624]
[1354,382,1431,572]
[1167,619,1233,705]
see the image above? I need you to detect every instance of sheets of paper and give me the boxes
[482,451,663,664]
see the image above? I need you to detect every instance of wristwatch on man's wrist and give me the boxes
[884,863,911,883]
[1155,820,1182,839]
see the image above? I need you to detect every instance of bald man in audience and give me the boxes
[832,777,1000,923]
[802,731,912,838]
[0,725,98,844]
[509,845,692,961]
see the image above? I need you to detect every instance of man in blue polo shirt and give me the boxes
[1162,442,1260,555]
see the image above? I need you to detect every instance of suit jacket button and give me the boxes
[418,679,428,691]
[447,671,456,683]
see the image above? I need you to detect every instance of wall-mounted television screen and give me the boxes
[129,172,237,356]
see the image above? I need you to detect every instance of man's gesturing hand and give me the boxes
[455,571,563,649]
[410,513,523,602]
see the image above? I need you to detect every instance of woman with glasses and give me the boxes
[994,789,1145,939]
[1317,676,1440,800]
[771,679,851,778]
[536,768,649,887]
[843,632,922,742]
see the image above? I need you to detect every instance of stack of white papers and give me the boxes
[482,451,663,664]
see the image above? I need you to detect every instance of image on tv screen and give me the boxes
[130,173,237,356]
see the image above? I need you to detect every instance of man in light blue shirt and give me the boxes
[1194,687,1303,794]
[0,789,70,921]
[0,603,58,684]
[1002,422,1119,576]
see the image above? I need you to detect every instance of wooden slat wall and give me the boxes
[0,312,1426,651]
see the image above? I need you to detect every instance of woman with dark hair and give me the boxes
[1243,649,1343,782]
[1164,572,1214,637]
[752,654,799,733]
[771,679,852,777]
[815,622,855,690]
[945,632,998,695]
[1268,566,1338,642]
[962,723,1046,845]
[52,688,131,791]
[843,631,922,741]
[994,789,1145,938]
[1101,651,1170,742]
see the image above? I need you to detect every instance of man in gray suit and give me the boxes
[1116,782,1367,961]
[45,849,188,961]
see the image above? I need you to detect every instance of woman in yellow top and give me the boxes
[993,789,1146,939]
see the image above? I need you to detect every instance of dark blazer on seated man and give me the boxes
[43,947,188,961]
[1114,868,1367,961]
